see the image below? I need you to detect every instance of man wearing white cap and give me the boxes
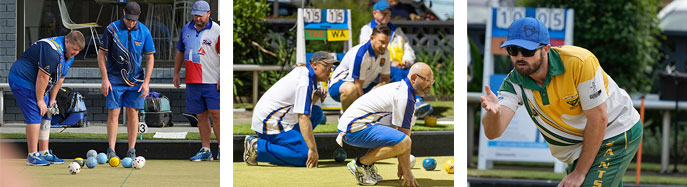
[174,0,221,161]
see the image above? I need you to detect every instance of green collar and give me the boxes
[507,48,565,91]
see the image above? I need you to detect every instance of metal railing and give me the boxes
[0,83,185,126]
[233,64,295,105]
[468,92,685,173]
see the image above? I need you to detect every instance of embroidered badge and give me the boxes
[564,94,580,110]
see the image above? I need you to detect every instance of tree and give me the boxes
[529,0,664,93]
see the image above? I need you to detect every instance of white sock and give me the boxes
[40,150,49,155]
[29,152,39,156]
[202,147,211,152]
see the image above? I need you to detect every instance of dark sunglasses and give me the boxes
[506,45,544,57]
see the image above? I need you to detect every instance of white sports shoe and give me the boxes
[347,160,377,186]
[243,135,258,166]
[370,164,383,182]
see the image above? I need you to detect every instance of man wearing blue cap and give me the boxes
[480,17,643,187]
[98,1,156,160]
[360,0,433,119]
[174,0,221,162]
[244,51,337,168]
[360,0,415,83]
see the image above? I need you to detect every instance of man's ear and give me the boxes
[542,45,551,53]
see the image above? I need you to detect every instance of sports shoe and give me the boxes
[42,149,65,164]
[415,97,433,118]
[217,149,220,160]
[243,135,258,166]
[127,148,136,159]
[26,152,50,166]
[190,147,214,161]
[107,148,117,162]
[347,160,377,186]
[369,164,383,182]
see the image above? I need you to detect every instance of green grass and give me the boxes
[234,156,454,186]
[3,159,218,187]
[233,101,454,134]
[426,101,454,118]
[468,159,687,185]
[0,133,216,140]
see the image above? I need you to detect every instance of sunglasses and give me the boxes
[506,45,544,57]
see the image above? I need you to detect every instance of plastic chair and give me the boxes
[57,0,101,58]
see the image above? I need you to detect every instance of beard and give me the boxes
[195,20,207,28]
[513,53,544,76]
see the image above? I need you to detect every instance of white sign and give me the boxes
[536,8,566,31]
[303,9,321,23]
[496,7,526,29]
[326,9,345,23]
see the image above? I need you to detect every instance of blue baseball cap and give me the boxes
[500,17,550,50]
[373,0,390,11]
[192,1,211,16]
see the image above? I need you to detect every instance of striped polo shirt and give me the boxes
[338,77,416,133]
[252,64,318,134]
[497,45,640,164]
[329,41,391,89]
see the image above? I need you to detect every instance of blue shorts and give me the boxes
[255,105,324,166]
[186,83,220,114]
[10,82,51,124]
[106,84,144,110]
[343,124,406,149]
[328,81,378,102]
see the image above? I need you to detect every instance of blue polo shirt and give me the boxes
[99,19,156,86]
[9,36,74,93]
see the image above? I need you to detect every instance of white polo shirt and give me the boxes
[329,41,391,89]
[359,20,415,64]
[252,65,318,134]
[338,77,416,133]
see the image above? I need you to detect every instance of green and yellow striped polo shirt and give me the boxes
[497,45,640,164]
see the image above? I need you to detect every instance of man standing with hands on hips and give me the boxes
[98,1,156,161]
[174,0,221,161]
[481,17,643,187]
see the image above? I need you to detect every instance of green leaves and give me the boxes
[529,0,663,93]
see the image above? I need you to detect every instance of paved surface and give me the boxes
[0,122,199,134]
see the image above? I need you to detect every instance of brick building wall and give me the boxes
[0,0,194,124]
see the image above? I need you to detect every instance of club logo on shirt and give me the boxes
[186,34,190,38]
[135,41,142,46]
[202,39,212,45]
[380,58,385,67]
[564,94,580,110]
